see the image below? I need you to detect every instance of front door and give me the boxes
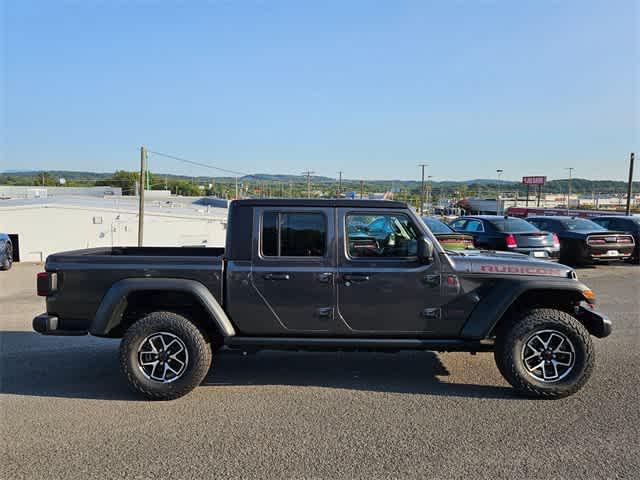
[336,208,444,335]
[251,206,335,333]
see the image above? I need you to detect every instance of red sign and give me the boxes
[522,176,546,185]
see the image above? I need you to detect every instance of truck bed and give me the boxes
[44,246,225,333]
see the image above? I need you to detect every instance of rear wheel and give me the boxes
[494,308,594,399]
[120,311,212,400]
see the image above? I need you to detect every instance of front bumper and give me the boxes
[575,303,612,338]
[33,313,87,336]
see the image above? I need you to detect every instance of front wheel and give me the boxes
[120,311,212,400]
[494,308,594,399]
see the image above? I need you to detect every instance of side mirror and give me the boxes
[418,236,435,263]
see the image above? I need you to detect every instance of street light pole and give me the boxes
[496,169,503,215]
[137,146,146,247]
[565,167,574,214]
[337,171,343,198]
[418,164,428,215]
[625,153,635,215]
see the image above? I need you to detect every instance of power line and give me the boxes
[146,150,252,178]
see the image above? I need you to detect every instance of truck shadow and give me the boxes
[0,332,517,401]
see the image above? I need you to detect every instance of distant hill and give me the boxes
[1,169,638,195]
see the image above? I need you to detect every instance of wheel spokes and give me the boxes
[522,329,576,383]
[137,332,189,383]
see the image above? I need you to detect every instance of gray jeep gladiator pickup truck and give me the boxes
[33,199,611,400]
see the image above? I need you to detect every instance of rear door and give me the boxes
[250,206,336,333]
[335,208,445,335]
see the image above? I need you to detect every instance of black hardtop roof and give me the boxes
[232,199,408,208]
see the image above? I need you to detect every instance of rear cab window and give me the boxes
[262,211,326,257]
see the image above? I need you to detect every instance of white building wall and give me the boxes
[0,205,227,262]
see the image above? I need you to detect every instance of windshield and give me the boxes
[422,217,454,234]
[561,218,607,231]
[490,217,540,233]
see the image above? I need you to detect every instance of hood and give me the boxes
[448,250,575,278]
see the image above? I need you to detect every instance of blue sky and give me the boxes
[1,1,637,181]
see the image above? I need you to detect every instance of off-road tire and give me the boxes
[494,308,594,399]
[120,311,212,400]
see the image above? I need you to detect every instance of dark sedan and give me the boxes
[526,216,635,265]
[422,217,475,250]
[590,215,640,264]
[449,215,560,259]
[0,233,13,271]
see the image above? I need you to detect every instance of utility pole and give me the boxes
[337,171,343,198]
[360,180,365,199]
[289,181,293,198]
[496,169,503,215]
[302,170,314,198]
[137,146,146,247]
[235,176,239,200]
[626,152,635,215]
[426,175,433,214]
[565,167,574,214]
[418,164,428,215]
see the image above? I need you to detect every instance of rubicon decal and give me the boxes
[479,264,566,276]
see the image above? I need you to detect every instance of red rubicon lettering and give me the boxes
[479,264,563,276]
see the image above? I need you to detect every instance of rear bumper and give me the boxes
[588,246,634,260]
[33,313,88,336]
[575,304,612,338]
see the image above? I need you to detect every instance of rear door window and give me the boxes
[262,212,326,257]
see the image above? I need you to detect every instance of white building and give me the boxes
[0,194,228,262]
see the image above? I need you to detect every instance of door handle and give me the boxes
[263,273,290,281]
[316,307,333,319]
[343,274,371,283]
[317,272,333,283]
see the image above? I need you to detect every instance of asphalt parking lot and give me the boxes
[1,262,638,479]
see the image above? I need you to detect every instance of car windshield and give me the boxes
[489,218,539,233]
[561,218,607,231]
[422,217,454,234]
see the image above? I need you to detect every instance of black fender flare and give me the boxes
[460,278,591,339]
[89,278,236,337]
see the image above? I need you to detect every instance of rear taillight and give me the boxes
[587,237,605,245]
[552,233,560,249]
[505,234,517,248]
[618,237,633,244]
[37,272,58,297]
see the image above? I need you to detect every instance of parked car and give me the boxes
[590,216,640,264]
[449,215,560,259]
[526,216,635,266]
[422,216,475,250]
[33,199,610,400]
[0,233,13,271]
